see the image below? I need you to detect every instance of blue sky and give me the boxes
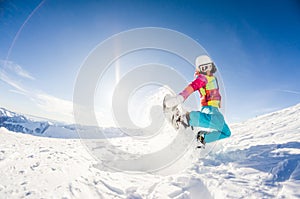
[0,0,300,124]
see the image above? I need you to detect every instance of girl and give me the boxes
[164,55,231,147]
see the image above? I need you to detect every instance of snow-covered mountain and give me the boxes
[0,107,50,135]
[0,103,300,198]
[0,107,78,138]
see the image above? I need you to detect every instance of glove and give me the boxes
[164,95,184,108]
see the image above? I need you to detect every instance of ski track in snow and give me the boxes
[0,103,300,198]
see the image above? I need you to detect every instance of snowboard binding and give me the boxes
[163,95,190,130]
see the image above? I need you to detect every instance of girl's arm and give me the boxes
[179,74,207,100]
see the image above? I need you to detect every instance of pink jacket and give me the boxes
[179,74,221,108]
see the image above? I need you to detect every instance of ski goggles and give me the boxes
[199,63,212,72]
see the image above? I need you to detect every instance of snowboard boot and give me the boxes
[196,131,206,149]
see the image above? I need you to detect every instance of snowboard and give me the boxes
[163,94,206,149]
[163,94,184,130]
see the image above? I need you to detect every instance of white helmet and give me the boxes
[195,55,213,68]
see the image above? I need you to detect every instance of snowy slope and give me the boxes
[0,103,300,198]
[195,103,300,198]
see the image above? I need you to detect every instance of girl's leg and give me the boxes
[204,122,231,143]
[189,108,231,143]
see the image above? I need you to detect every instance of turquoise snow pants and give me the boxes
[189,106,231,143]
